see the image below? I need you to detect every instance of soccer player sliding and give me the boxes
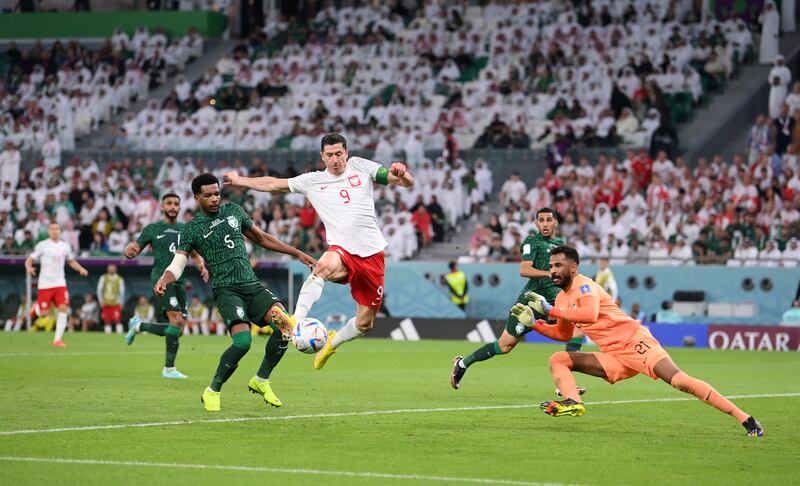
[513,245,764,437]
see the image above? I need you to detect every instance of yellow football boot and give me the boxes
[248,376,283,408]
[313,331,337,370]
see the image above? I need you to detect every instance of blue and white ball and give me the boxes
[292,318,328,354]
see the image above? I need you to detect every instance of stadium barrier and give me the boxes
[3,258,797,328]
[707,325,800,351]
[368,317,799,351]
[395,262,799,326]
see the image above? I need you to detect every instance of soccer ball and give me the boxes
[291,318,328,354]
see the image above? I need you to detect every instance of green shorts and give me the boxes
[157,282,187,318]
[505,288,559,338]
[213,282,281,328]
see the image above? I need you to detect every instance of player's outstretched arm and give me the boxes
[67,258,89,276]
[223,171,290,193]
[548,293,600,324]
[155,251,189,296]
[532,318,574,342]
[244,226,317,268]
[124,241,143,259]
[387,162,414,188]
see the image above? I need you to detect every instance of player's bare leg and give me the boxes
[249,303,290,407]
[540,352,604,417]
[653,357,763,437]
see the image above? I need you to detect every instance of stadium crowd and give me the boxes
[469,146,800,267]
[0,148,492,262]
[118,0,753,154]
[0,26,204,152]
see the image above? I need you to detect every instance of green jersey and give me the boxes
[520,233,563,295]
[177,203,258,290]
[137,220,184,285]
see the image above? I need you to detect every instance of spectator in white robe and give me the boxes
[759,239,783,267]
[782,238,800,267]
[759,1,781,64]
[41,132,61,170]
[499,171,527,206]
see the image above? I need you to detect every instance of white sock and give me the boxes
[216,324,225,336]
[104,324,112,334]
[115,323,123,334]
[201,323,210,336]
[54,312,68,342]
[4,319,10,332]
[331,317,363,349]
[293,275,325,322]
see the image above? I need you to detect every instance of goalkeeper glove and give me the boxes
[523,291,552,318]
[510,303,534,327]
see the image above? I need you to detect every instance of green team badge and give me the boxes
[236,306,245,318]
[169,297,178,307]
[227,216,238,229]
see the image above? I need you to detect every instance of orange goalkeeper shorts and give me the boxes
[593,331,671,383]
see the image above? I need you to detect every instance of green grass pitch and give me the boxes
[0,332,798,485]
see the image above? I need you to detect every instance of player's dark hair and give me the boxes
[448,260,457,271]
[320,132,347,151]
[550,245,580,265]
[161,192,180,202]
[536,207,557,218]
[191,173,219,195]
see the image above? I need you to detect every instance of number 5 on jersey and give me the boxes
[224,234,234,249]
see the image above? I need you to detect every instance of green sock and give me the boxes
[140,322,167,336]
[565,337,583,352]
[256,324,289,380]
[165,325,181,368]
[462,341,503,367]
[210,333,251,392]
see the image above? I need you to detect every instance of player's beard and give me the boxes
[552,272,569,289]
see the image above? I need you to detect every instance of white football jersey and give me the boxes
[30,239,74,289]
[288,156,386,257]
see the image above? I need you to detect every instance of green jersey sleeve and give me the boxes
[234,204,253,232]
[520,237,536,262]
[177,225,195,254]
[136,224,151,248]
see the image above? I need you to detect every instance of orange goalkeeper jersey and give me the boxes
[533,273,652,351]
